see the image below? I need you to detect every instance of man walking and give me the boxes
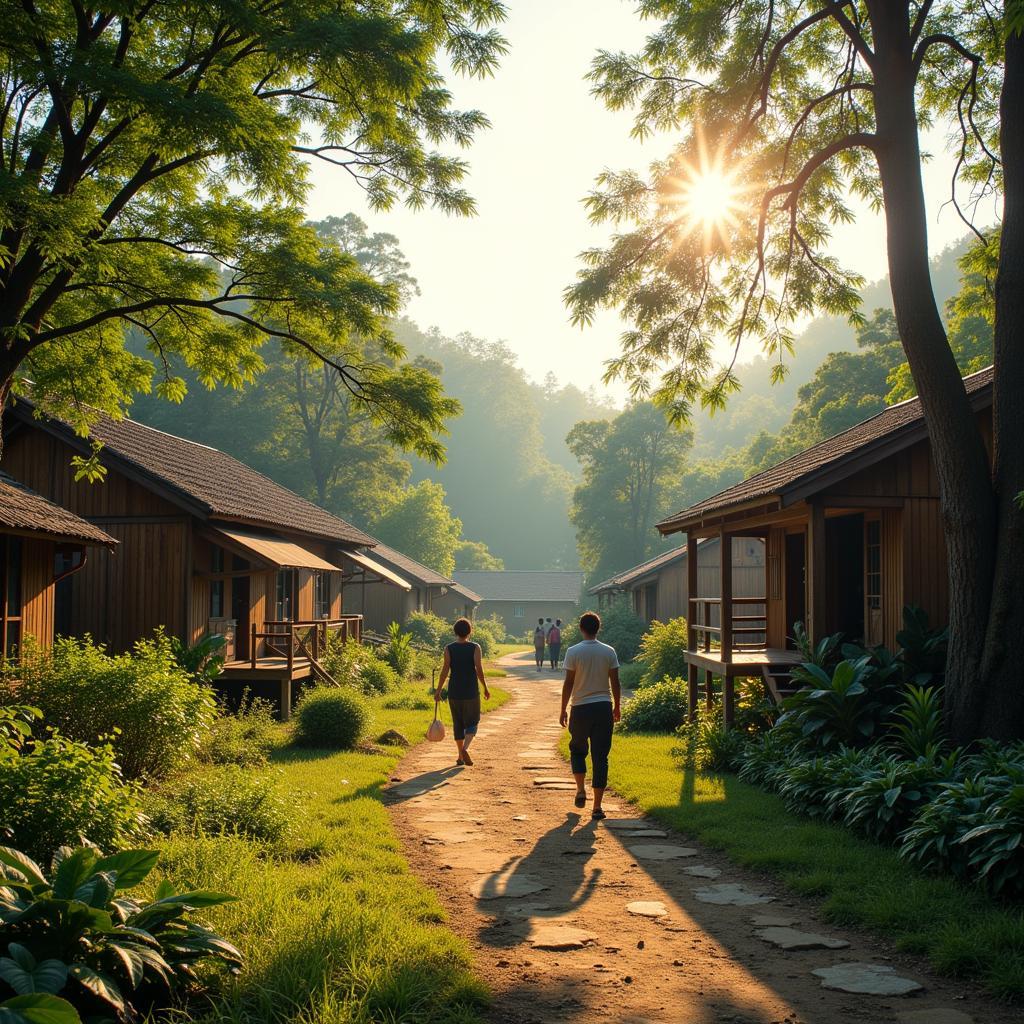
[548,618,562,670]
[558,611,621,820]
[533,618,546,671]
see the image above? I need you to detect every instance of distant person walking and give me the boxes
[435,618,490,766]
[548,618,562,670]
[558,611,621,820]
[533,618,546,671]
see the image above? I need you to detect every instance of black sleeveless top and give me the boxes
[446,641,480,700]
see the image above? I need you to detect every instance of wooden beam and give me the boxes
[686,532,698,653]
[720,530,733,660]
[808,501,827,643]
[687,662,699,722]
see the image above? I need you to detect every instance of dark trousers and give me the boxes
[534,645,544,667]
[549,642,561,668]
[568,701,614,789]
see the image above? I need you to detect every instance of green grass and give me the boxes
[491,643,531,658]
[153,681,509,1024]
[561,732,1024,1001]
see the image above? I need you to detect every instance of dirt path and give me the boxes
[385,651,1007,1024]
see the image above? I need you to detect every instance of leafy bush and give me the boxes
[198,694,279,767]
[145,766,291,844]
[896,605,948,684]
[475,613,507,644]
[382,623,414,678]
[892,685,946,759]
[7,633,217,780]
[597,598,646,663]
[0,844,241,1022]
[169,632,227,683]
[294,687,370,749]
[674,713,747,772]
[408,649,438,681]
[636,617,689,685]
[619,678,688,733]
[0,708,145,864]
[404,611,449,652]
[842,756,949,842]
[358,656,400,695]
[618,662,645,690]
[382,690,433,711]
[320,637,399,694]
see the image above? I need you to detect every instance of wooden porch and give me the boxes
[219,615,363,719]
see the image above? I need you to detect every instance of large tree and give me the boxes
[568,401,692,583]
[0,0,506,453]
[568,2,1022,740]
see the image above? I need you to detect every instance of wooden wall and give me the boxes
[345,579,417,633]
[20,538,56,646]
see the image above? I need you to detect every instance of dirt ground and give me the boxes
[385,651,1013,1024]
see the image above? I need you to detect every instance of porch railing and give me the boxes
[249,616,363,671]
[688,597,767,654]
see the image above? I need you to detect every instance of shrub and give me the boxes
[0,712,145,864]
[473,614,507,647]
[0,843,241,1022]
[382,622,414,678]
[674,713,748,773]
[146,765,291,844]
[468,626,493,658]
[618,662,645,690]
[636,617,689,685]
[169,631,227,683]
[842,756,949,842]
[198,693,279,767]
[619,678,689,733]
[404,611,449,652]
[319,637,398,694]
[358,656,400,695]
[892,684,946,760]
[294,687,370,749]
[382,690,433,711]
[408,649,438,681]
[7,633,217,779]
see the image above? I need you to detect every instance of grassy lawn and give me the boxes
[491,643,531,659]
[154,681,510,1024]
[562,731,1024,1000]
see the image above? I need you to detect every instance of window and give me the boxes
[865,520,882,611]
[210,579,225,618]
[513,605,525,618]
[314,572,331,619]
[275,569,296,621]
[1,536,23,659]
[211,545,225,573]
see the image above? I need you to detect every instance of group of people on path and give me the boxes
[435,611,620,819]
[532,616,563,670]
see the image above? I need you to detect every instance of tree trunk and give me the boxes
[976,24,1024,739]
[870,6,997,741]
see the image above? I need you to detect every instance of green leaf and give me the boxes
[0,994,81,1024]
[67,965,124,1014]
[91,851,159,891]
[53,850,100,901]
[0,850,47,889]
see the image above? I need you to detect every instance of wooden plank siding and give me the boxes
[20,539,56,645]
[882,507,904,648]
[765,527,787,649]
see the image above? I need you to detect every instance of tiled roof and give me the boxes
[659,366,993,532]
[0,471,116,547]
[452,570,585,603]
[15,405,372,546]
[590,544,689,594]
[363,540,451,587]
[449,581,482,603]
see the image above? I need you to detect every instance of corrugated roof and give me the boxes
[452,570,585,603]
[659,366,993,532]
[13,404,372,546]
[362,540,451,587]
[0,471,116,547]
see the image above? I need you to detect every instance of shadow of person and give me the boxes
[379,765,463,804]
[475,812,603,949]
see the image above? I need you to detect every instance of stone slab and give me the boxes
[604,819,648,829]
[693,884,774,906]
[750,915,798,927]
[626,900,669,918]
[619,829,668,838]
[682,865,722,879]
[754,926,850,951]
[471,874,549,900]
[812,963,922,996]
[529,924,599,950]
[625,844,698,861]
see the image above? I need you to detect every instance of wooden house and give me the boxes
[656,366,993,724]
[451,571,585,636]
[341,540,453,634]
[432,581,483,622]
[589,536,765,626]
[0,471,116,656]
[2,404,374,716]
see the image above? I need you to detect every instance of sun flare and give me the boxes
[668,147,748,249]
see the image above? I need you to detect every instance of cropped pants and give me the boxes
[568,701,614,789]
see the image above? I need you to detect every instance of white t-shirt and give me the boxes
[563,639,619,706]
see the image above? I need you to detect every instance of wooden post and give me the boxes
[808,502,827,644]
[723,669,736,727]
[720,531,733,659]
[687,663,699,722]
[250,622,257,669]
[279,676,291,721]
[686,533,698,653]
[286,624,294,674]
[705,668,714,707]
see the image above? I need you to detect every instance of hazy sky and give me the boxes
[306,0,987,398]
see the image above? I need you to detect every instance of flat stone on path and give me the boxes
[626,900,669,918]
[897,1011,975,1024]
[604,818,649,829]
[619,829,668,838]
[682,865,722,879]
[693,883,774,906]
[530,924,599,950]
[626,844,698,861]
[471,873,549,900]
[754,926,850,951]
[750,914,798,927]
[812,963,923,996]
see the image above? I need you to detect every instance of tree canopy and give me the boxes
[373,480,462,577]
[0,0,506,454]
